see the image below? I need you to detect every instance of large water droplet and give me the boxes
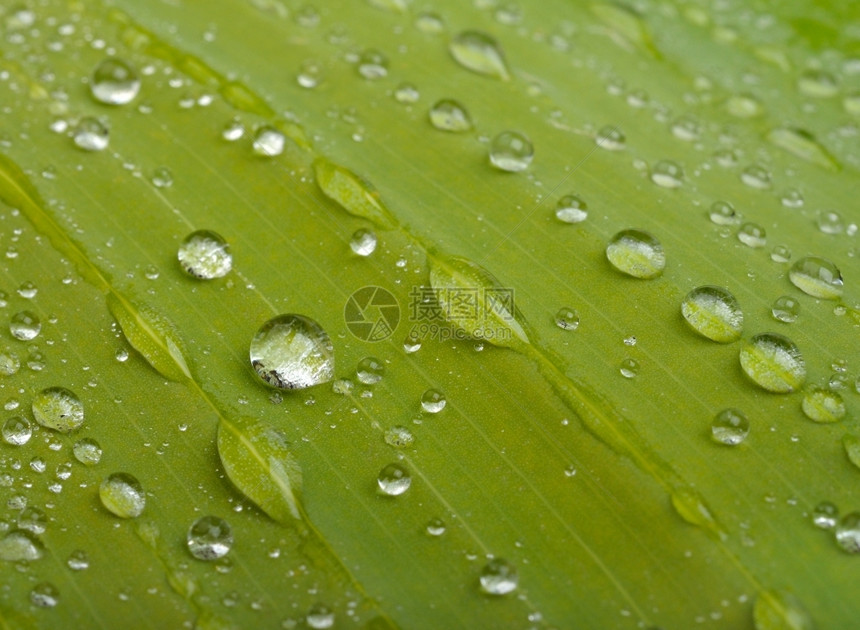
[377,463,411,496]
[2,416,32,445]
[835,512,860,553]
[29,582,59,608]
[428,99,473,132]
[0,529,43,561]
[555,195,588,224]
[177,230,232,279]
[449,30,510,80]
[349,228,377,256]
[479,558,518,595]
[681,286,743,343]
[711,408,749,445]
[73,437,102,466]
[91,58,141,105]
[187,515,233,560]
[250,315,335,389]
[489,131,533,172]
[606,229,665,279]
[554,306,580,330]
[32,386,84,433]
[812,501,838,529]
[739,333,806,393]
[421,389,446,413]
[738,222,766,248]
[73,116,109,151]
[100,472,146,518]
[9,310,40,340]
[801,387,845,423]
[788,256,843,299]
[771,296,800,323]
[650,160,684,188]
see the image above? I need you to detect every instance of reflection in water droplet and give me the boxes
[426,517,446,536]
[449,30,510,80]
[789,256,843,299]
[30,582,60,608]
[2,416,31,445]
[100,472,146,518]
[377,462,411,496]
[17,281,37,299]
[740,165,771,189]
[357,49,389,79]
[349,228,377,256]
[73,117,109,151]
[428,99,473,132]
[708,201,739,226]
[650,160,684,188]
[252,126,285,156]
[681,286,743,343]
[187,515,233,560]
[32,386,84,433]
[835,513,860,554]
[739,333,806,393]
[771,296,800,323]
[91,58,141,105]
[250,315,335,389]
[619,358,639,379]
[306,603,335,629]
[480,558,518,595]
[770,244,792,263]
[421,389,446,413]
[356,356,385,385]
[72,437,103,466]
[9,310,41,341]
[606,229,665,279]
[812,501,838,529]
[737,223,766,248]
[0,529,43,561]
[801,387,845,423]
[489,131,533,172]
[711,408,749,445]
[177,230,232,279]
[554,306,580,331]
[555,195,588,224]
[595,126,625,150]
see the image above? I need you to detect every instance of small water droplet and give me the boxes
[73,437,103,466]
[250,314,335,390]
[740,165,771,189]
[788,256,843,299]
[771,296,800,323]
[801,387,845,423]
[681,286,743,343]
[187,515,233,560]
[816,210,844,235]
[2,416,31,445]
[619,358,639,379]
[449,30,510,80]
[99,472,145,518]
[554,306,580,330]
[10,310,41,341]
[349,228,377,257]
[393,82,420,103]
[73,116,109,151]
[606,229,665,279]
[770,244,792,263]
[403,331,422,353]
[780,188,805,208]
[356,356,385,385]
[711,408,749,445]
[421,388,446,413]
[32,386,84,433]
[221,118,245,141]
[306,603,335,629]
[16,281,37,299]
[489,131,533,172]
[252,125,285,156]
[671,115,701,141]
[297,59,324,89]
[595,126,625,150]
[737,222,766,248]
[425,517,446,536]
[29,582,59,608]
[479,558,518,595]
[384,426,414,448]
[357,49,388,79]
[708,201,739,226]
[177,230,232,279]
[812,501,838,529]
[377,462,411,496]
[835,513,860,553]
[650,160,684,188]
[91,58,141,105]
[151,166,173,188]
[67,549,90,571]
[739,333,806,393]
[554,195,588,224]
[797,69,839,98]
[428,99,473,132]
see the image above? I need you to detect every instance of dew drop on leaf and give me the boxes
[384,426,414,448]
[812,501,839,529]
[649,160,684,188]
[554,306,580,331]
[797,69,839,98]
[415,11,445,34]
[738,222,766,248]
[2,416,31,445]
[771,296,800,323]
[29,582,59,608]
[356,356,385,385]
[0,529,43,561]
[177,230,232,279]
[800,387,845,423]
[357,48,389,79]
[555,195,588,224]
[843,434,860,471]
[377,462,411,496]
[710,408,749,445]
[489,130,533,172]
[770,244,792,263]
[740,165,772,189]
[306,603,335,629]
[739,333,806,393]
[313,157,398,229]
[91,58,141,105]
[425,517,446,536]
[187,516,233,561]
[99,472,146,518]
[835,513,860,554]
[681,286,743,343]
[595,125,625,150]
[32,386,84,433]
[73,116,109,151]
[73,437,102,466]
[766,127,839,170]
[606,229,665,279]
[428,99,473,132]
[349,228,377,256]
[816,210,844,235]
[250,314,335,390]
[10,310,41,340]
[619,358,639,378]
[788,256,843,299]
[420,388,446,413]
[221,118,245,141]
[708,201,739,226]
[393,82,420,103]
[252,125,285,156]
[753,589,813,630]
[67,549,90,571]
[479,558,518,595]
[151,166,174,188]
[449,30,510,80]
[297,59,324,88]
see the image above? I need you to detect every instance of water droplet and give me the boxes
[606,229,665,279]
[740,165,771,189]
[356,356,385,385]
[739,333,806,393]
[415,11,445,34]
[681,286,743,343]
[835,513,860,553]
[812,501,838,529]
[554,306,580,331]
[297,59,323,89]
[250,314,335,390]
[489,130,533,172]
[479,558,518,595]
[725,93,763,118]
[73,437,103,466]
[816,210,844,235]
[771,296,800,323]
[177,230,232,279]
[30,582,59,608]
[306,603,335,629]
[421,389,446,413]
[377,463,411,496]
[187,515,233,560]
[99,472,146,518]
[0,350,21,376]
[0,529,43,561]
[766,127,839,171]
[18,507,47,534]
[428,99,473,132]
[349,228,377,256]
[770,244,792,263]
[151,166,173,188]
[713,148,739,168]
[711,408,750,445]
[426,517,446,536]
[671,115,701,141]
[16,281,37,299]
[331,378,354,396]
[67,549,90,570]
[357,49,388,79]
[393,82,420,103]
[780,188,805,208]
[650,160,684,188]
[9,310,41,341]
[801,387,845,423]
[73,116,109,151]
[619,358,639,379]
[252,125,285,156]
[2,416,31,445]
[31,386,84,433]
[449,30,510,80]
[788,256,843,299]
[737,223,766,248]
[221,118,245,141]
[595,126,625,150]
[554,195,588,224]
[708,201,739,226]
[384,426,414,448]
[91,58,141,105]
[797,69,839,98]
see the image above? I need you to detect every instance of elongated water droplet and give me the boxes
[313,157,398,229]
[250,314,335,390]
[606,229,665,279]
[100,472,145,518]
[73,437,102,466]
[187,516,233,560]
[32,386,84,433]
[771,296,800,323]
[177,230,232,279]
[650,160,684,188]
[711,408,749,445]
[555,195,588,224]
[801,387,845,423]
[2,416,31,445]
[421,388,446,413]
[766,127,839,171]
[753,590,813,630]
[9,310,40,340]
[738,222,766,248]
[681,286,743,343]
[349,228,377,256]
[449,30,510,80]
[708,201,739,225]
[835,513,860,554]
[788,256,843,299]
[489,131,533,172]
[428,99,473,132]
[73,117,109,151]
[554,306,580,330]
[812,501,838,529]
[377,463,411,496]
[479,558,518,595]
[356,356,385,385]
[739,333,806,393]
[91,58,141,105]
[252,125,285,156]
[0,529,43,561]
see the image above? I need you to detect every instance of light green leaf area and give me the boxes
[0,1,859,629]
